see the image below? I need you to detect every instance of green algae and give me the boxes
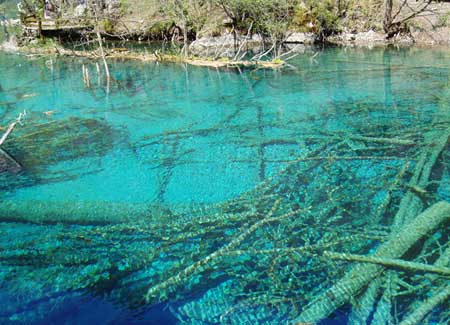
[0,117,120,190]
[2,117,116,172]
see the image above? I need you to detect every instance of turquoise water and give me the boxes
[0,47,449,324]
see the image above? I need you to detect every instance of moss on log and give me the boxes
[399,284,450,325]
[295,201,450,323]
[2,117,117,174]
[324,251,450,276]
[0,200,170,225]
[393,126,450,228]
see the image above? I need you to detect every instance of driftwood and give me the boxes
[295,201,450,323]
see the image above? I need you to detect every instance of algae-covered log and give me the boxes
[0,100,447,322]
[295,201,450,323]
[393,126,450,228]
[0,200,172,225]
[0,148,21,174]
[324,251,450,276]
[0,120,17,147]
[1,117,118,174]
[0,117,121,190]
[399,284,450,325]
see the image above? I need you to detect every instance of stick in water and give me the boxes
[0,111,27,147]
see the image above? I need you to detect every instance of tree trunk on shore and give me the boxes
[383,0,393,33]
[182,17,188,57]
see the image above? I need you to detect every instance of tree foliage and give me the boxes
[159,0,212,55]
[217,0,298,56]
[292,0,341,36]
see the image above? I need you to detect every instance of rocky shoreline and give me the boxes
[187,28,450,58]
[2,41,286,70]
[2,17,450,70]
[2,0,450,66]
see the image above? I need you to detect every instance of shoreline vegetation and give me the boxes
[1,1,450,68]
[14,42,287,69]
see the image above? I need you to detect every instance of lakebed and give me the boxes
[0,46,449,324]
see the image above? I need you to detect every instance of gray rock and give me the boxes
[189,33,262,57]
[285,32,315,44]
[353,30,386,43]
[327,30,387,46]
[411,27,450,45]
[73,4,87,17]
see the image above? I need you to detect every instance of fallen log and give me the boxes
[144,200,305,302]
[293,126,450,323]
[397,246,450,324]
[347,277,383,325]
[0,200,170,225]
[347,135,415,146]
[0,121,17,147]
[0,112,27,174]
[0,148,21,173]
[393,126,450,228]
[324,251,450,276]
[294,201,450,323]
[0,111,26,147]
[399,284,450,325]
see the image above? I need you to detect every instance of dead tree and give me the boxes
[384,0,434,37]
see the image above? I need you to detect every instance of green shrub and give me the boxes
[291,1,341,35]
[101,19,115,34]
[148,20,174,38]
[438,12,450,27]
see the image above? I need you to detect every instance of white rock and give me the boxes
[74,4,87,17]
[354,30,386,43]
[189,33,262,57]
[285,32,315,44]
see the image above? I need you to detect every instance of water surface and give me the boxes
[0,46,449,324]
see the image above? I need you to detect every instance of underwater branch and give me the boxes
[323,251,450,276]
[295,201,450,323]
[0,111,26,147]
[144,199,308,302]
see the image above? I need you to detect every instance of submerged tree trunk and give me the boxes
[295,201,450,322]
